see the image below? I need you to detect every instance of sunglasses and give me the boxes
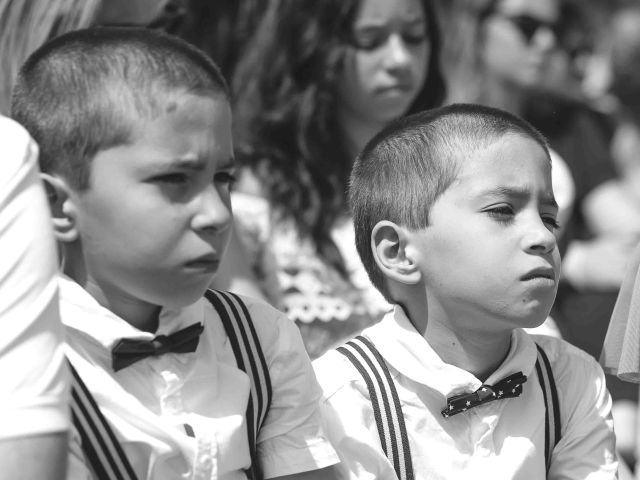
[495,14,561,44]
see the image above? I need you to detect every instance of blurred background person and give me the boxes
[174,0,267,80]
[1,0,175,115]
[0,115,69,479]
[597,1,640,473]
[0,0,100,114]
[213,0,446,358]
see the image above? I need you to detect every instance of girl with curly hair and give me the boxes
[215,0,446,358]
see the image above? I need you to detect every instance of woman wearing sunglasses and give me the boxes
[474,0,562,113]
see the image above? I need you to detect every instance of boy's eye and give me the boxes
[541,215,561,231]
[486,205,515,222]
[153,173,189,184]
[214,171,237,185]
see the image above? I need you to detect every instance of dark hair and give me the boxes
[175,0,268,79]
[232,0,446,273]
[350,103,550,301]
[11,26,228,190]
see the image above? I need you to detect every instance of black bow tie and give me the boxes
[441,371,527,418]
[111,323,204,372]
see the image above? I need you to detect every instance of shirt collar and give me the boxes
[58,274,206,351]
[365,305,538,399]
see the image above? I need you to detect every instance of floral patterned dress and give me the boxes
[232,191,391,358]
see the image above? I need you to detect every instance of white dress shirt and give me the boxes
[314,306,617,480]
[0,116,69,439]
[60,276,338,480]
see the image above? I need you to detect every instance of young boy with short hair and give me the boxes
[313,104,617,479]
[11,27,338,480]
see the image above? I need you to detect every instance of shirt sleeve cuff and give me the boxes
[261,437,340,479]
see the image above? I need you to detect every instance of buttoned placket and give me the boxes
[471,408,500,458]
[150,355,218,480]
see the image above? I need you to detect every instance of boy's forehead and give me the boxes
[459,133,549,167]
[129,93,231,140]
[454,134,552,188]
[104,93,233,171]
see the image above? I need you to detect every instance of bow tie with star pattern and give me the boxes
[441,371,528,418]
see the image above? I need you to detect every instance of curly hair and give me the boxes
[232,0,446,272]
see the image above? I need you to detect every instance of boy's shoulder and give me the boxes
[204,289,290,328]
[528,333,608,409]
[312,328,388,400]
[202,290,306,360]
[313,346,360,396]
[529,333,600,372]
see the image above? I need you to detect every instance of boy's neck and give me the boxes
[85,283,161,333]
[63,248,160,333]
[401,298,513,382]
[425,322,512,382]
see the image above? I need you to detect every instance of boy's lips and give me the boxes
[185,253,220,272]
[520,266,555,282]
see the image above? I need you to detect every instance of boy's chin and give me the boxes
[156,280,216,310]
[516,309,554,331]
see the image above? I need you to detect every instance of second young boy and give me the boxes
[314,104,617,479]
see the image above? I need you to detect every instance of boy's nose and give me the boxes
[523,219,557,255]
[191,185,232,234]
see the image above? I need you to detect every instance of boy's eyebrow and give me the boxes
[162,156,207,171]
[157,155,235,171]
[479,186,559,209]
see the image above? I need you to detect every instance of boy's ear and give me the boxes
[40,173,79,243]
[371,220,421,285]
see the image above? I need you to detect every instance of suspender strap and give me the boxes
[535,343,561,473]
[69,362,138,480]
[337,336,414,480]
[205,290,273,480]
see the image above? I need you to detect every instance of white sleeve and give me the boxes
[548,345,617,479]
[314,351,396,480]
[0,117,70,438]
[247,300,339,478]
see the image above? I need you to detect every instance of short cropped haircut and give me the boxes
[11,27,229,190]
[350,103,551,301]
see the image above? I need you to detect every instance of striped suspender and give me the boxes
[70,290,272,480]
[69,363,138,480]
[535,344,561,473]
[337,336,414,480]
[205,290,273,480]
[337,338,561,479]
